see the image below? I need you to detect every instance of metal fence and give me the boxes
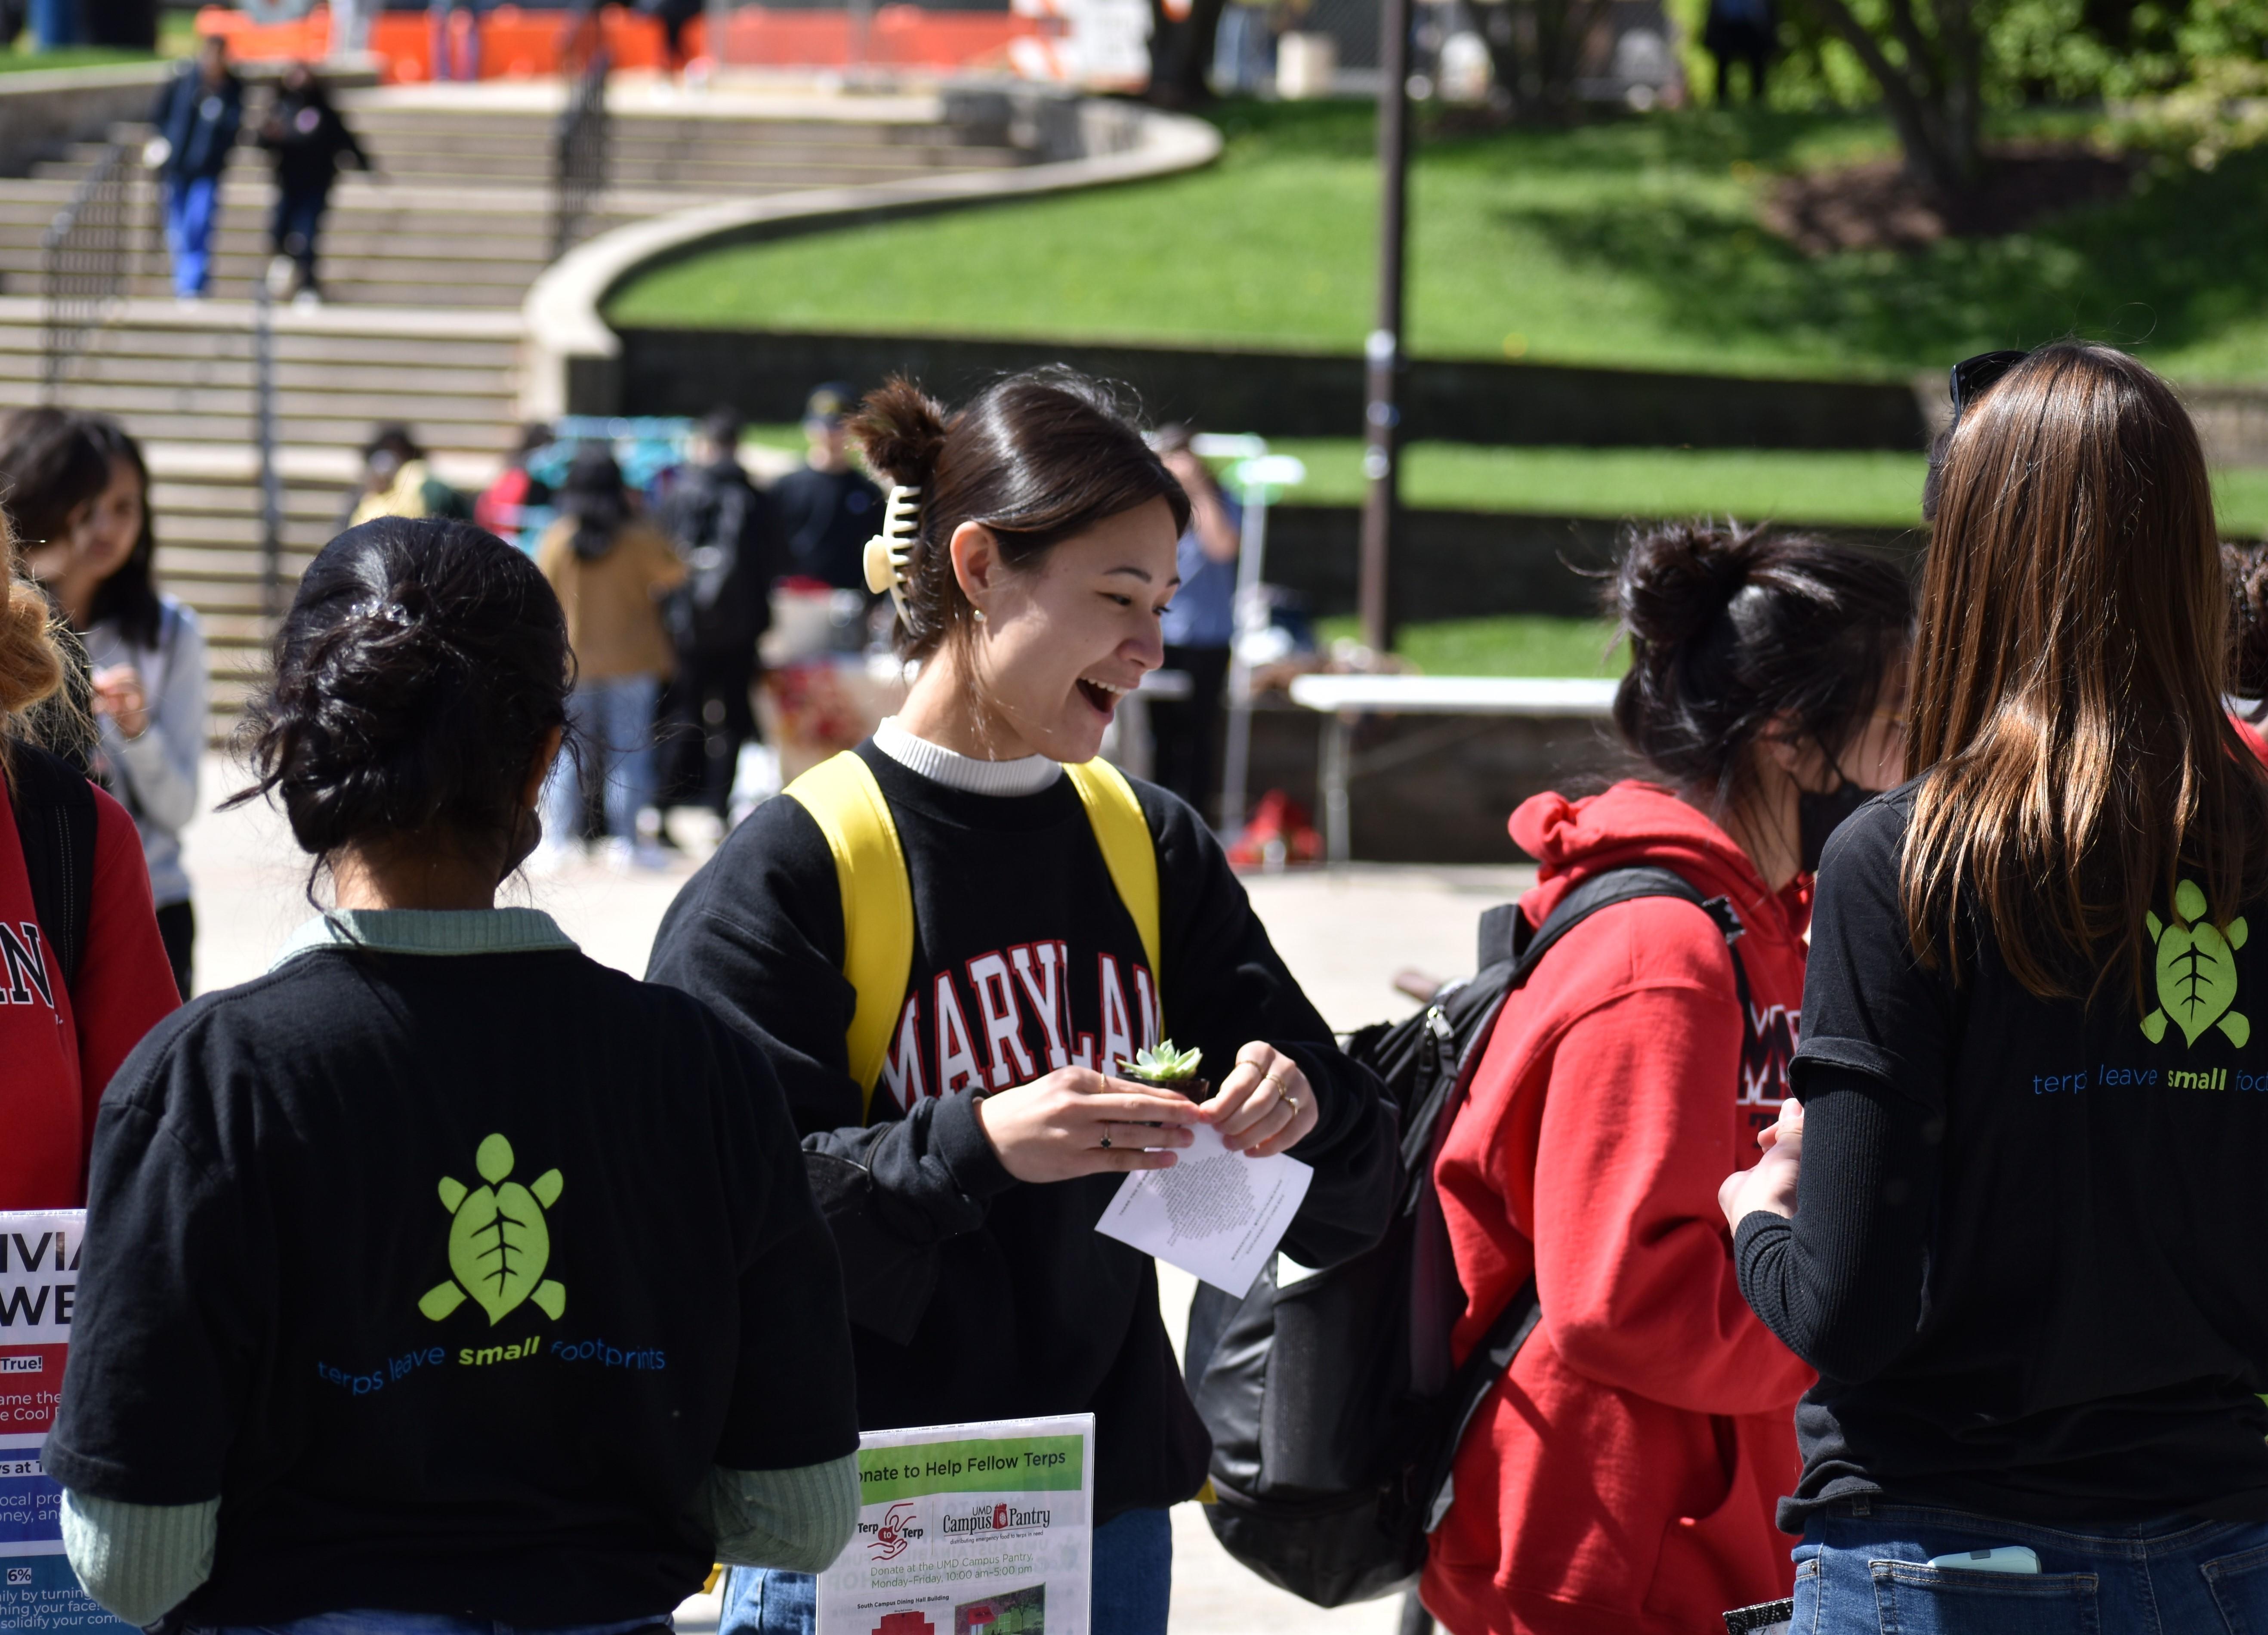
[550,47,612,263]
[40,141,140,402]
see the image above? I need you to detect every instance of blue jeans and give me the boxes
[545,675,660,844]
[191,1616,667,1635]
[1793,1501,2268,1633]
[164,176,220,297]
[721,1505,1172,1635]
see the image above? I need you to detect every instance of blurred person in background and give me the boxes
[1,405,110,772]
[145,35,243,303]
[1151,424,1240,823]
[2225,540,2268,766]
[27,417,205,999]
[348,423,470,529]
[1424,523,1913,1635]
[770,382,882,592]
[475,422,556,546]
[428,0,484,80]
[657,406,771,825]
[535,445,686,871]
[1702,0,1775,102]
[0,546,177,1211]
[256,61,373,308]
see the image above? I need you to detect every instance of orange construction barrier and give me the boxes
[196,2,1037,80]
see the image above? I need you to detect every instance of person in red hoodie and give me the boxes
[0,561,179,1208]
[1423,522,1912,1635]
[2224,541,2268,767]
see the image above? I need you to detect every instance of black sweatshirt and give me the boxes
[45,914,860,1624]
[647,742,1398,1521]
[1736,785,2268,1531]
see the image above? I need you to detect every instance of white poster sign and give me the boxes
[0,1208,133,1631]
[815,1413,1093,1635]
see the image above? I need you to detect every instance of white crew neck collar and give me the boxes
[872,717,1063,797]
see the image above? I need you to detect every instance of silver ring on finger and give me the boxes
[1284,1093,1299,1114]
[1099,1127,1114,1150]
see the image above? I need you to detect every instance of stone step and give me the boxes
[0,349,514,396]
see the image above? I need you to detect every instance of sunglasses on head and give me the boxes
[1949,349,2029,427]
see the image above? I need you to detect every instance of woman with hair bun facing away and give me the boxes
[648,369,1398,1635]
[44,517,861,1631]
[0,542,176,1210]
[1422,523,1912,1635]
[1729,345,2268,1629]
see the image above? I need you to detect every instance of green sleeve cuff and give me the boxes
[59,1488,219,1626]
[708,1451,860,1574]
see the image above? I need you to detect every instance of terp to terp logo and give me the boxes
[869,1502,919,1561]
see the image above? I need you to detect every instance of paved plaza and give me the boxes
[180,754,1535,1634]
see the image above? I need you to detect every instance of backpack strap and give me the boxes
[785,752,915,1116]
[1418,862,1751,1535]
[1065,758,1161,989]
[785,751,1166,1116]
[7,740,97,997]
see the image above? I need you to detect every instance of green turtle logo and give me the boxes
[2142,879,2251,1048]
[418,1133,566,1326]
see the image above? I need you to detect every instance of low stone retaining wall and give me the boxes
[1259,505,1918,621]
[617,326,1935,451]
[521,87,1223,421]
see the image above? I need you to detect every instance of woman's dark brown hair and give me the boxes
[0,407,111,555]
[1609,520,1912,813]
[1902,342,2268,1000]
[231,517,572,875]
[851,368,1191,661]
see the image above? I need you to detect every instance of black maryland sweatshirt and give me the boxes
[648,741,1398,1521]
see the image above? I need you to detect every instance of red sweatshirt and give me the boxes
[1423,782,1814,1635]
[0,767,178,1208]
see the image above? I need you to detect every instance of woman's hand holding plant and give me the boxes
[973,1068,1200,1184]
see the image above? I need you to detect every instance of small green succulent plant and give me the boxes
[1119,1040,1203,1081]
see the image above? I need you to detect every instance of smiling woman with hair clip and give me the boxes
[1725,343,2268,1632]
[648,368,1399,1635]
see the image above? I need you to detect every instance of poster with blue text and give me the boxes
[0,1208,131,1632]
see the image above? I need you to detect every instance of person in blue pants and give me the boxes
[144,35,242,300]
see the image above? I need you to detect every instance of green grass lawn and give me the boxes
[610,101,2268,384]
[1314,613,1626,676]
[746,427,2268,534]
[0,12,197,69]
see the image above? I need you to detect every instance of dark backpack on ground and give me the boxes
[1185,865,1751,1607]
[9,739,97,996]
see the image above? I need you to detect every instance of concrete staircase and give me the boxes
[0,80,1031,736]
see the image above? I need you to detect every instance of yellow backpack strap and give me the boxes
[1066,759,1162,989]
[784,752,915,1116]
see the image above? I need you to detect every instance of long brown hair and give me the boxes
[1901,342,2268,1000]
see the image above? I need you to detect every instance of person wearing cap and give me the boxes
[769,383,884,594]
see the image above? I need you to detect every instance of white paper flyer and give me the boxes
[815,1413,1093,1635]
[1094,1121,1313,1295]
[0,1208,134,1632]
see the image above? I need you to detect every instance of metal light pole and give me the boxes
[1358,0,1413,656]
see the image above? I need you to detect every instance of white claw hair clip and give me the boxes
[861,485,922,622]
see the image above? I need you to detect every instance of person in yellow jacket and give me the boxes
[534,445,686,870]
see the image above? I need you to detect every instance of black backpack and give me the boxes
[662,464,772,660]
[1185,865,1751,1608]
[9,739,97,996]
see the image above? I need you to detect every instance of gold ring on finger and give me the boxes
[1099,1128,1114,1150]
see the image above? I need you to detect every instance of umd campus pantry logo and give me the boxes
[943,1502,1052,1539]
